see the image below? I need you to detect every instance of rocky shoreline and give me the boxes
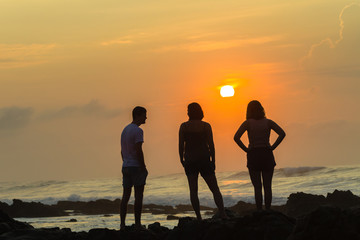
[1,190,360,239]
[0,199,215,218]
[1,189,359,219]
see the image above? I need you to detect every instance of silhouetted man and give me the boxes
[120,106,148,230]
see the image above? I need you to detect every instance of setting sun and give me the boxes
[220,85,235,97]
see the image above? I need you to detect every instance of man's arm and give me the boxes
[179,124,185,166]
[135,142,146,168]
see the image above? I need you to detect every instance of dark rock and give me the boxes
[1,199,215,217]
[0,228,76,240]
[87,228,120,240]
[230,211,295,240]
[286,192,327,217]
[66,219,77,222]
[326,189,360,208]
[0,199,67,218]
[148,221,170,238]
[228,200,255,215]
[212,208,238,219]
[288,206,360,240]
[286,190,360,218]
[167,211,295,240]
[175,204,213,212]
[168,217,203,240]
[144,204,176,215]
[177,216,197,228]
[56,199,121,215]
[0,210,33,234]
[167,215,180,220]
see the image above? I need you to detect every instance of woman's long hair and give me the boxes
[246,100,265,120]
[188,102,204,120]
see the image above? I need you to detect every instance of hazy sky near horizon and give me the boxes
[1,0,359,181]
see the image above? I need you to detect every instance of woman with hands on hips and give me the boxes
[234,100,285,210]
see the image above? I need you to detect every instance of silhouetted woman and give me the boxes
[179,102,227,220]
[234,100,285,210]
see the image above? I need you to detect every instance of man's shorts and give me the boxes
[122,167,148,188]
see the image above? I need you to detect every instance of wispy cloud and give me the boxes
[300,3,360,66]
[0,101,123,132]
[154,35,282,53]
[39,100,123,120]
[0,107,33,130]
[0,44,56,68]
[100,32,151,46]
[101,39,132,46]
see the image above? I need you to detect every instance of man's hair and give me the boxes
[246,100,265,120]
[187,102,204,120]
[132,106,146,119]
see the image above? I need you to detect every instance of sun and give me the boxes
[220,85,235,97]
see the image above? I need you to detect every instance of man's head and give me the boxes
[132,106,147,125]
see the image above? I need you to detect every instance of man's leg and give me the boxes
[134,185,145,228]
[120,187,132,229]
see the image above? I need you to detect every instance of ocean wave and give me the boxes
[4,180,69,192]
[1,166,359,208]
[222,171,249,180]
[276,167,326,177]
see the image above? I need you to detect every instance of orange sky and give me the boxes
[0,0,359,181]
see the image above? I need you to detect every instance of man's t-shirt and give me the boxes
[121,123,144,167]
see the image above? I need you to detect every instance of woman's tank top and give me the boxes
[183,123,210,162]
[247,118,271,149]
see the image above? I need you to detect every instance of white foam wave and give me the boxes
[277,166,326,177]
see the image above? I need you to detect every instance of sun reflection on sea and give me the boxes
[221,180,249,185]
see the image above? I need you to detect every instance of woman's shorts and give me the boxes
[247,147,276,171]
[184,160,215,177]
[122,167,148,188]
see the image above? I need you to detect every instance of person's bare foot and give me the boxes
[134,224,147,231]
[219,211,229,220]
[120,224,126,231]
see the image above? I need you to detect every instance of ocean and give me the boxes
[1,165,359,231]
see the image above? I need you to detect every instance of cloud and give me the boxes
[300,3,360,71]
[101,39,132,46]
[0,43,57,68]
[153,35,282,53]
[0,107,34,130]
[100,32,151,46]
[39,100,123,120]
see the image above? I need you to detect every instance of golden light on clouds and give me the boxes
[0,44,57,68]
[101,39,132,46]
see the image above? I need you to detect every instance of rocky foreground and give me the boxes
[0,190,360,240]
